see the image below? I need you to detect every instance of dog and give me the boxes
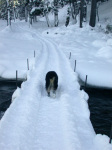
[45,71,58,97]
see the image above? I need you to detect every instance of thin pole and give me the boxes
[69,52,71,59]
[84,75,88,89]
[27,58,29,70]
[109,122,112,143]
[34,50,35,57]
[74,60,77,72]
[16,70,18,88]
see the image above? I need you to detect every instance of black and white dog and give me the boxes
[45,71,58,97]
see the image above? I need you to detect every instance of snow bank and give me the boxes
[0,23,42,79]
[42,22,112,88]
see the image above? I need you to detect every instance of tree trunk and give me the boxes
[7,0,11,26]
[89,0,97,27]
[80,0,84,28]
[25,6,28,22]
[45,13,50,27]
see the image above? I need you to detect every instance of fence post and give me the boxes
[34,50,35,58]
[74,60,77,72]
[69,52,71,59]
[16,70,18,88]
[27,58,29,70]
[84,75,88,89]
[109,122,112,144]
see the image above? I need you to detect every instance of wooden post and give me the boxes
[69,52,71,59]
[109,122,112,143]
[84,75,88,89]
[34,50,35,58]
[74,60,77,72]
[16,70,18,88]
[27,58,29,70]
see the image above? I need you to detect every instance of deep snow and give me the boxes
[0,1,112,88]
[0,1,112,150]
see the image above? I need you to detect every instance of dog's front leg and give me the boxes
[48,92,50,97]
[47,86,51,97]
[52,89,56,98]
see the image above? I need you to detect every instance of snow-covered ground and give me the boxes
[0,1,112,150]
[0,1,112,88]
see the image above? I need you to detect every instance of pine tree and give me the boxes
[0,0,7,20]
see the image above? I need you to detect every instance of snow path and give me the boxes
[0,23,111,150]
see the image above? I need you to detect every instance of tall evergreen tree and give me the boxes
[0,0,7,20]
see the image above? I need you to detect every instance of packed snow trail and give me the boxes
[0,22,111,150]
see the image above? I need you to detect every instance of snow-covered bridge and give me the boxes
[0,21,111,150]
